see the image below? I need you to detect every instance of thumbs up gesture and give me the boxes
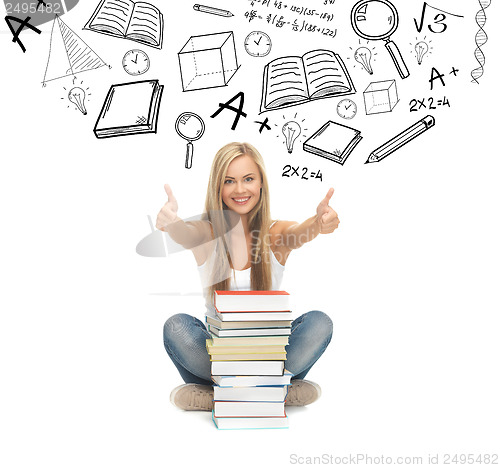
[156,184,179,231]
[316,188,339,234]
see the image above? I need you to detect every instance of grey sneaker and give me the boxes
[170,384,214,411]
[285,380,321,406]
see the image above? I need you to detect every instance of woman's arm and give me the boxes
[156,184,212,250]
[274,188,340,250]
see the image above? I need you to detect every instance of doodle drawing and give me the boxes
[84,0,163,49]
[260,49,355,113]
[354,47,373,74]
[178,32,240,92]
[93,79,163,138]
[471,0,491,84]
[122,49,150,76]
[193,4,234,17]
[365,115,435,164]
[410,37,432,65]
[363,80,399,115]
[336,99,357,120]
[350,0,409,79]
[282,121,302,154]
[175,112,206,169]
[42,15,108,86]
[303,121,362,166]
[68,87,87,115]
[244,31,272,57]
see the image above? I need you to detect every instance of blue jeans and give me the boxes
[163,310,333,385]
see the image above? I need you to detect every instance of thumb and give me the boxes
[164,184,175,202]
[319,188,334,208]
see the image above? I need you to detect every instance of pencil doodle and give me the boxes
[84,0,164,49]
[471,0,491,84]
[122,49,150,76]
[363,80,399,115]
[178,31,240,92]
[93,79,163,139]
[410,37,433,65]
[365,115,435,164]
[303,121,362,166]
[336,99,357,120]
[175,112,205,169]
[260,49,355,113]
[193,4,233,17]
[350,0,409,79]
[61,77,91,115]
[244,31,272,57]
[42,15,109,86]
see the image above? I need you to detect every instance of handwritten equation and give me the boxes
[282,165,323,182]
[245,0,337,38]
[409,96,450,112]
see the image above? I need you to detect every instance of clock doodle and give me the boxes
[244,31,272,57]
[122,50,150,76]
[336,99,357,119]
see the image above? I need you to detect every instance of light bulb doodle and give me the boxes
[282,121,302,154]
[414,41,429,65]
[68,87,87,115]
[354,47,373,74]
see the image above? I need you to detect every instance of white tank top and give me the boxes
[197,223,285,313]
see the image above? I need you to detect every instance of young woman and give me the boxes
[157,142,339,411]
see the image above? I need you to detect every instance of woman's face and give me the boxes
[221,154,262,215]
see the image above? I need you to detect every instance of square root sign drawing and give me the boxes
[178,31,240,92]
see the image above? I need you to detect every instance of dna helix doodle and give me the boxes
[470,0,491,84]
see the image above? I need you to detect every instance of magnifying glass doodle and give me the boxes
[351,0,410,79]
[175,112,205,169]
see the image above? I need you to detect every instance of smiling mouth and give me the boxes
[232,197,251,205]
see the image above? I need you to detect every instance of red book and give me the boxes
[214,290,290,313]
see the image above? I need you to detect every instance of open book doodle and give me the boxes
[84,0,163,49]
[260,49,355,113]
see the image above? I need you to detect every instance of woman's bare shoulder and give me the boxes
[269,220,298,235]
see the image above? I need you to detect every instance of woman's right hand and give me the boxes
[156,184,179,231]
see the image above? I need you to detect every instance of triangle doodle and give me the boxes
[42,15,109,86]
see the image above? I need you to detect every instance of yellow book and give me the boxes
[206,340,286,355]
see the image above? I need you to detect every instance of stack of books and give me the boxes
[206,290,293,429]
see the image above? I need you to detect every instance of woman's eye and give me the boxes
[245,177,254,182]
[224,179,234,184]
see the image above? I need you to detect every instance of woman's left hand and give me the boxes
[316,188,340,234]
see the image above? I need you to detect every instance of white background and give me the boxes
[1,1,499,467]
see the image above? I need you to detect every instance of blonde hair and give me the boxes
[205,142,272,300]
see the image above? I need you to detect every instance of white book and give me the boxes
[214,385,289,402]
[211,360,285,376]
[212,370,293,388]
[209,325,291,337]
[212,412,289,430]
[214,401,285,417]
